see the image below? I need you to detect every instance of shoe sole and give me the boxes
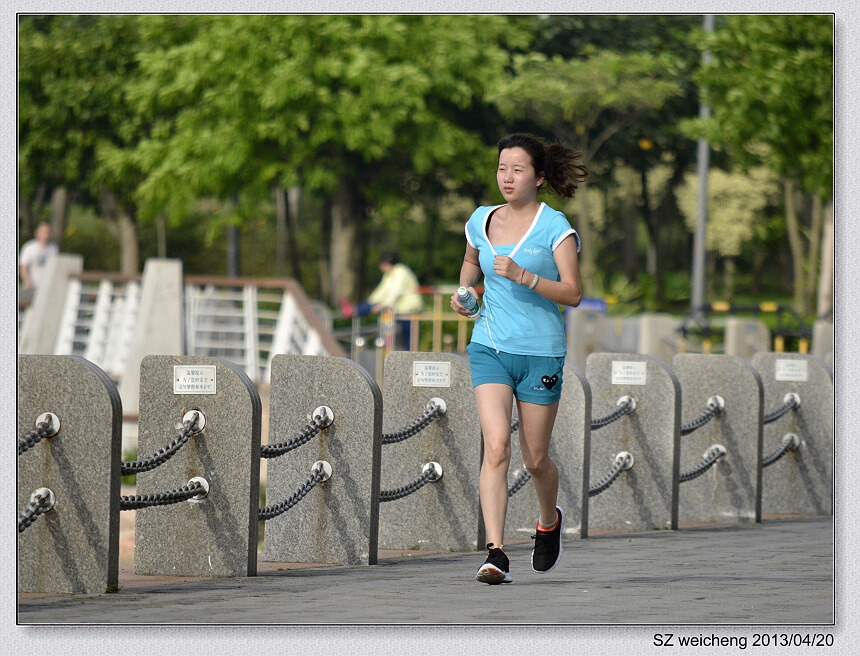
[531,506,564,574]
[476,564,512,584]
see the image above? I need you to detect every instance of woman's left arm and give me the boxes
[493,234,582,307]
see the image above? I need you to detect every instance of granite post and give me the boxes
[505,364,591,540]
[378,352,483,552]
[133,355,261,577]
[673,354,764,524]
[263,355,382,565]
[724,318,771,361]
[585,353,681,532]
[751,353,833,517]
[18,355,123,594]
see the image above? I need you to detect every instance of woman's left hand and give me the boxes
[493,255,522,282]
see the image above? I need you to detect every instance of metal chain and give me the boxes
[507,469,532,497]
[18,421,53,456]
[121,412,201,475]
[18,491,52,533]
[591,397,635,430]
[262,412,328,458]
[258,466,326,521]
[381,401,445,445]
[510,416,519,432]
[379,468,437,502]
[681,401,722,436]
[119,481,204,511]
[679,447,726,483]
[762,434,800,467]
[763,396,799,424]
[588,456,631,497]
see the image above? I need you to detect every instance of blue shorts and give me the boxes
[467,342,565,405]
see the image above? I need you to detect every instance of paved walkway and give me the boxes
[18,516,833,625]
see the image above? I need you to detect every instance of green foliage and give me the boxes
[681,14,833,199]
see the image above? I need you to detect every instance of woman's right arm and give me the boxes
[451,244,483,315]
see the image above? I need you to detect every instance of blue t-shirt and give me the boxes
[465,203,580,357]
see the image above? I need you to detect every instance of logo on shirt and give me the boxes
[524,247,542,256]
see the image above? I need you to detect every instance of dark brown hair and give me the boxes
[498,133,588,198]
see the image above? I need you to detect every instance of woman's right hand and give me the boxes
[450,286,480,317]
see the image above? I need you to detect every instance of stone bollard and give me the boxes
[724,318,771,361]
[133,355,261,577]
[18,355,123,594]
[378,352,482,552]
[672,354,764,524]
[751,353,833,517]
[585,353,681,532]
[506,364,591,540]
[263,355,382,566]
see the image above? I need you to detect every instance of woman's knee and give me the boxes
[523,453,556,477]
[482,439,511,469]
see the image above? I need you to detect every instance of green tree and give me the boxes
[681,14,833,314]
[122,15,523,302]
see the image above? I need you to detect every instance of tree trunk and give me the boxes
[319,198,332,301]
[156,212,167,258]
[328,180,364,304]
[275,187,288,277]
[816,200,833,319]
[576,180,597,296]
[783,179,806,314]
[722,256,735,298]
[287,186,303,282]
[118,213,139,275]
[50,186,70,249]
[804,194,823,314]
[639,166,664,303]
[100,188,140,274]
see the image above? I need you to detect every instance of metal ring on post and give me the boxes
[707,395,726,412]
[616,395,636,413]
[35,412,60,437]
[783,392,801,408]
[422,461,443,481]
[313,406,335,428]
[186,476,210,502]
[30,487,56,511]
[312,460,333,481]
[703,444,727,460]
[182,410,206,433]
[615,451,634,470]
[782,433,801,450]
[428,398,447,415]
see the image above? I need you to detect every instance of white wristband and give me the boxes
[528,273,540,290]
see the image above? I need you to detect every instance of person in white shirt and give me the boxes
[20,222,59,292]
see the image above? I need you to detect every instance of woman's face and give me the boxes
[497,147,543,205]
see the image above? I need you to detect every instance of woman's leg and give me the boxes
[474,383,514,547]
[516,399,560,527]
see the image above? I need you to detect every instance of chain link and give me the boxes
[679,447,726,483]
[258,466,326,520]
[18,491,53,533]
[18,421,53,456]
[507,469,532,497]
[119,481,205,511]
[381,401,445,445]
[262,412,328,458]
[681,401,722,436]
[121,412,202,475]
[588,455,631,497]
[591,397,635,430]
[379,468,437,502]
[762,434,800,467]
[763,396,799,424]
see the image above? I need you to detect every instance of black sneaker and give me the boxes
[476,543,512,584]
[531,506,564,573]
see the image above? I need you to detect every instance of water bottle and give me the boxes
[457,286,481,319]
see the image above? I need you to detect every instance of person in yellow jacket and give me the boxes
[342,252,424,349]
